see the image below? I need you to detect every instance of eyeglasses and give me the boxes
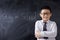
[40,13,51,15]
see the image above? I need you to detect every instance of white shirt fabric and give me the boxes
[35,20,57,40]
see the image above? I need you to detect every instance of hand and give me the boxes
[35,31,40,38]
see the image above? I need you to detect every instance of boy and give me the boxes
[35,6,57,40]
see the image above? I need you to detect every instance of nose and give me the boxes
[44,14,47,16]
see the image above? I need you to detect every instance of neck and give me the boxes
[43,20,49,22]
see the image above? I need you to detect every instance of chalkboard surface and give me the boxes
[0,0,59,40]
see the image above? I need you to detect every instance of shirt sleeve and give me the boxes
[40,22,57,37]
[35,21,40,34]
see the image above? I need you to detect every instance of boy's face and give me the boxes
[40,9,52,21]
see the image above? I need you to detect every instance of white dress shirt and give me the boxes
[35,20,57,40]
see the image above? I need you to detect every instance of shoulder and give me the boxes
[35,20,42,24]
[35,20,42,23]
[49,20,56,24]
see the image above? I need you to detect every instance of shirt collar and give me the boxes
[41,20,50,23]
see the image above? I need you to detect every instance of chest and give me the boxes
[38,22,53,31]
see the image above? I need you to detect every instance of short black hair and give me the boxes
[41,6,52,13]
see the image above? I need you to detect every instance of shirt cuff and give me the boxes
[40,31,45,37]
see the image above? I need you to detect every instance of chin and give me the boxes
[43,19,48,21]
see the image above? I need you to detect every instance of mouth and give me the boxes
[44,17,48,18]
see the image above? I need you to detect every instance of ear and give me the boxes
[50,13,52,16]
[40,13,42,17]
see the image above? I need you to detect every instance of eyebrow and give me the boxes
[41,13,50,14]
